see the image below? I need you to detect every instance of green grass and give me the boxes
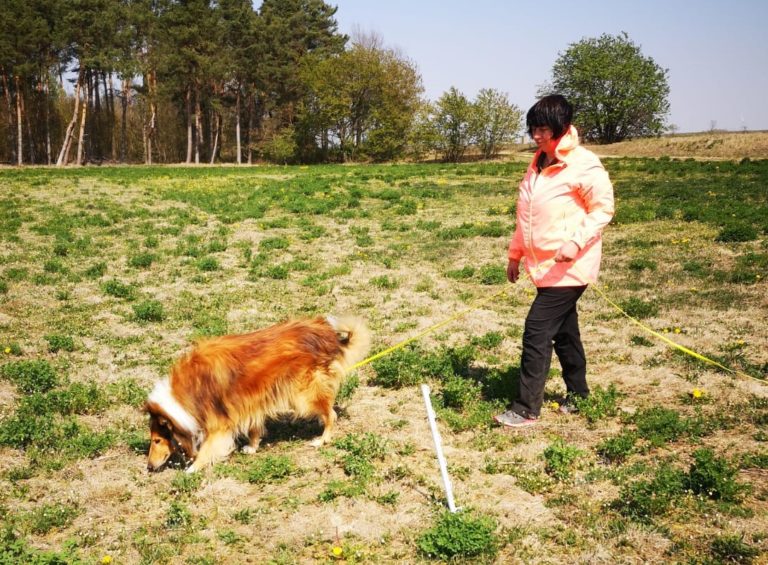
[0,159,766,563]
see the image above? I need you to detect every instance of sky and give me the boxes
[329,0,768,133]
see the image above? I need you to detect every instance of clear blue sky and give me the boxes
[330,0,768,133]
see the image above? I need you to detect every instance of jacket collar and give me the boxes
[529,125,580,172]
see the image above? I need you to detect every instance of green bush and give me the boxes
[101,279,137,300]
[133,300,165,322]
[259,236,289,251]
[574,384,622,423]
[543,438,583,481]
[417,510,498,560]
[710,533,759,564]
[246,455,295,484]
[165,501,193,529]
[445,266,475,280]
[26,502,80,535]
[715,224,758,243]
[618,297,659,319]
[370,275,399,289]
[628,257,657,271]
[478,264,506,285]
[128,252,156,268]
[685,448,744,502]
[0,280,8,294]
[440,375,482,410]
[615,463,685,522]
[1,359,58,393]
[44,334,75,353]
[596,432,637,464]
[84,261,107,278]
[196,256,220,272]
[633,406,688,447]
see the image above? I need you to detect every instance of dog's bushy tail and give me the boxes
[326,315,371,371]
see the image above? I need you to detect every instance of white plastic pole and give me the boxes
[421,384,458,512]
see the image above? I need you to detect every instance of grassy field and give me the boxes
[0,155,766,564]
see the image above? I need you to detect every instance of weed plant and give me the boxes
[417,510,498,561]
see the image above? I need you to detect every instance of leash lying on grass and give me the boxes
[350,259,766,386]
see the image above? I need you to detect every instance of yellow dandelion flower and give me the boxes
[674,327,681,334]
[3,347,10,354]
[691,388,703,399]
[332,546,343,557]
[101,557,113,565]
[549,401,560,411]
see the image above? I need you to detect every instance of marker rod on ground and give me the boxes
[421,384,457,513]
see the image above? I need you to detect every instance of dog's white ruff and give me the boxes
[147,378,200,436]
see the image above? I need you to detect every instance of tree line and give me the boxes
[0,0,525,166]
[1,0,669,167]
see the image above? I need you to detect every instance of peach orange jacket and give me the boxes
[508,125,614,287]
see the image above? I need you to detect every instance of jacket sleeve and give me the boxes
[569,157,615,250]
[508,219,524,261]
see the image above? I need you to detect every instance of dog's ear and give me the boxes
[172,428,197,459]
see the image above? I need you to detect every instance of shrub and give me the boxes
[26,502,79,535]
[574,384,622,423]
[0,280,7,294]
[440,375,482,410]
[334,432,388,480]
[0,359,58,394]
[337,373,359,402]
[543,439,584,481]
[445,266,475,280]
[615,463,685,522]
[685,448,744,502]
[470,331,504,350]
[259,236,289,251]
[196,256,220,272]
[133,300,165,322]
[370,275,399,290]
[596,432,637,464]
[246,455,295,484]
[710,534,759,564]
[628,257,657,271]
[101,279,136,300]
[478,264,506,285]
[417,510,498,560]
[715,224,758,243]
[165,501,193,529]
[44,334,75,353]
[633,406,687,447]
[84,261,107,278]
[128,252,156,268]
[618,297,659,319]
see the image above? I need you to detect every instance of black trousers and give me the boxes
[512,285,588,418]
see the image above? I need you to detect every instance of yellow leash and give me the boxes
[350,286,512,370]
[349,258,764,386]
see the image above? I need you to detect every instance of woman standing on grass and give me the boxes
[494,94,615,428]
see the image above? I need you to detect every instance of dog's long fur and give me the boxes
[145,315,370,472]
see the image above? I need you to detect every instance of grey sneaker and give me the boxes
[558,401,579,415]
[494,410,537,428]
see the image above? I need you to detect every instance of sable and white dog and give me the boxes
[144,315,370,472]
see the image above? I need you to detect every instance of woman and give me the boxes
[494,94,614,428]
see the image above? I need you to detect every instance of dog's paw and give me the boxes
[185,465,198,474]
[241,445,259,454]
[309,438,326,448]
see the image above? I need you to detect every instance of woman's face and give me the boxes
[531,126,556,153]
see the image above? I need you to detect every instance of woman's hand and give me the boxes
[507,260,520,283]
[554,241,580,263]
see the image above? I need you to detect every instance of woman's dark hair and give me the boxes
[526,94,573,139]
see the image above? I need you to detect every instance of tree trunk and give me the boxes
[92,70,101,161]
[247,93,254,165]
[76,73,90,165]
[2,71,16,164]
[120,77,128,163]
[15,76,23,165]
[107,73,117,161]
[44,76,51,164]
[147,71,156,165]
[209,111,219,165]
[56,69,83,166]
[235,88,242,164]
[185,84,193,163]
[194,87,201,164]
[23,84,35,164]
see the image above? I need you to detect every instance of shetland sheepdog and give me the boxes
[144,315,370,472]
